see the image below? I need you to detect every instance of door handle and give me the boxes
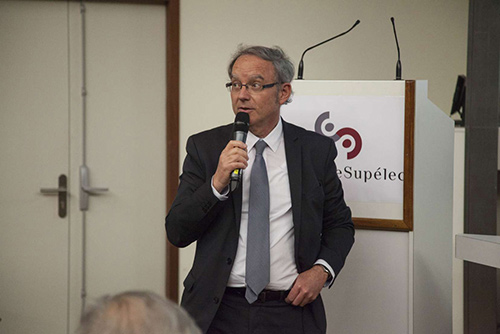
[40,174,67,218]
[79,165,108,211]
[81,185,108,194]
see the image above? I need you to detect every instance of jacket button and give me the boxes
[226,258,233,265]
[213,297,219,304]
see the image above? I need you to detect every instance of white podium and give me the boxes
[282,80,454,334]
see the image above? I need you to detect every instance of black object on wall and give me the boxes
[451,75,466,127]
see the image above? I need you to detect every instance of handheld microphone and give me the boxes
[297,19,361,80]
[391,17,402,80]
[230,112,250,191]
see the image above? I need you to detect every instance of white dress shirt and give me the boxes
[212,119,334,290]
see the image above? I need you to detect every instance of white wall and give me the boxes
[453,128,465,334]
[180,0,468,147]
[178,0,468,330]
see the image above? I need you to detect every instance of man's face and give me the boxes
[230,55,291,138]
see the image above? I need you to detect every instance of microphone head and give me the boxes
[391,17,395,23]
[235,111,249,124]
[233,112,250,133]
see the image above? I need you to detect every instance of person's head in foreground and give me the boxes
[77,290,201,334]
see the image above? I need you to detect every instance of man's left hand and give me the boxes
[285,265,328,307]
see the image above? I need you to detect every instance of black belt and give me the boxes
[225,287,290,303]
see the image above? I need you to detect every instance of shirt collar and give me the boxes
[247,118,283,153]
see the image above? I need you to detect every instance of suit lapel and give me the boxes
[283,120,302,258]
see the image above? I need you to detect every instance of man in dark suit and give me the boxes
[166,45,354,334]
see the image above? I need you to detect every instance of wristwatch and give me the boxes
[319,264,332,280]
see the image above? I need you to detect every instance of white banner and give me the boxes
[282,95,405,207]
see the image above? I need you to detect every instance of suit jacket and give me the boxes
[166,119,354,333]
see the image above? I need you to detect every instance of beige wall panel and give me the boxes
[179,0,468,330]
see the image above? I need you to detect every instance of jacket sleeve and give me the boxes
[165,135,227,248]
[318,139,355,279]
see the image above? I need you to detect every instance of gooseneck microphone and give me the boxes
[297,19,361,80]
[391,17,402,80]
[230,112,250,191]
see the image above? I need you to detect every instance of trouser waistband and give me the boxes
[225,287,290,303]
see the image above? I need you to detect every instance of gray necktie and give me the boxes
[245,139,270,304]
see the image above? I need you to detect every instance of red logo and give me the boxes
[314,111,362,159]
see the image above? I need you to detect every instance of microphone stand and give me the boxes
[297,19,361,80]
[391,17,402,80]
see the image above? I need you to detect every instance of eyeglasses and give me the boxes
[225,81,279,93]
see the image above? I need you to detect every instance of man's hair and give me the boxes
[76,291,201,334]
[228,45,294,104]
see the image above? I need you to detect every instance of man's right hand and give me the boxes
[212,140,248,193]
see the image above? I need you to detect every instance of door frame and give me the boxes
[164,0,180,303]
